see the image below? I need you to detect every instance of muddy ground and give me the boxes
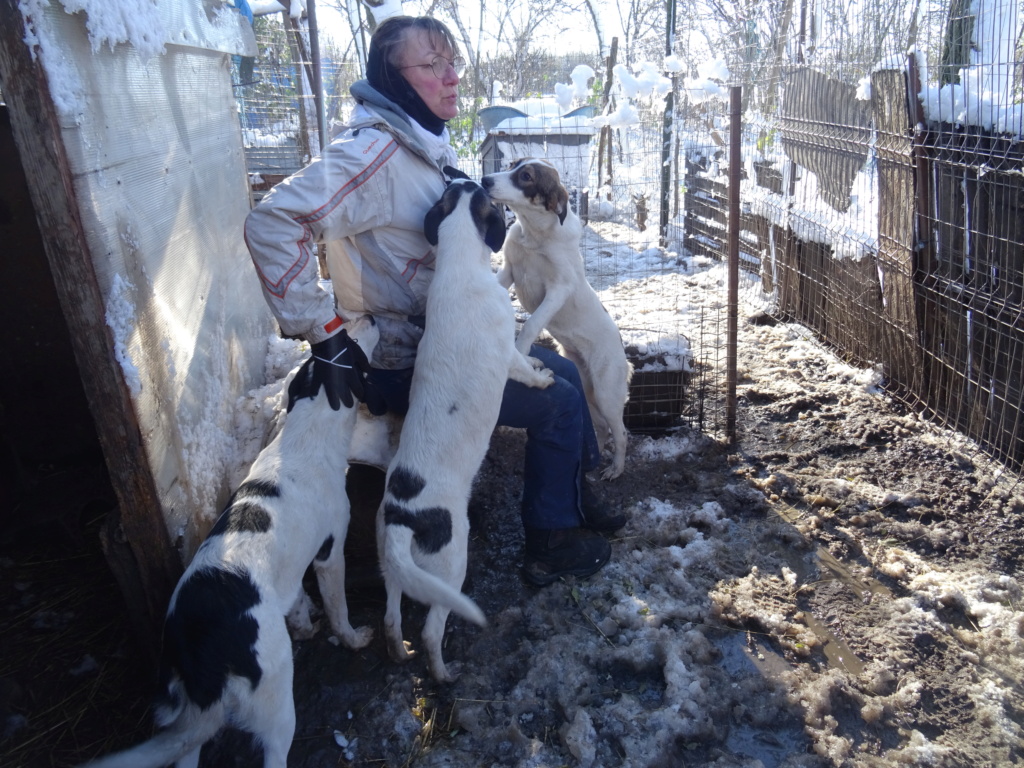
[3,299,1024,767]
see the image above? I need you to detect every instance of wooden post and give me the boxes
[598,37,618,192]
[308,0,327,152]
[0,0,181,653]
[659,0,677,247]
[872,66,923,393]
[287,12,314,162]
[907,53,932,273]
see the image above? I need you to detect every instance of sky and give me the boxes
[286,0,621,59]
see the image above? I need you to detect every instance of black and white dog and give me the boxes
[377,179,554,682]
[483,159,634,480]
[80,315,379,768]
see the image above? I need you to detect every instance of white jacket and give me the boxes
[244,82,459,369]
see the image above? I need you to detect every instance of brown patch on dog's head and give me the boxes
[507,159,569,225]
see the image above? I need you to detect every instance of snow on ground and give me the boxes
[200,254,1024,767]
[7,212,1023,767]
[156,148,1024,764]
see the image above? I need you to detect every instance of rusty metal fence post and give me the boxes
[726,86,741,442]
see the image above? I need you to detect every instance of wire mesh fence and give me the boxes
[237,3,1024,474]
[234,14,362,199]
[709,0,1024,473]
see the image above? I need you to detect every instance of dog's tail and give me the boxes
[76,694,222,768]
[383,525,487,626]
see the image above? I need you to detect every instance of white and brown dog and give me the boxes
[482,159,634,480]
[80,315,379,768]
[377,178,554,682]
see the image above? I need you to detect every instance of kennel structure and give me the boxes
[478,104,598,194]
[0,1,278,637]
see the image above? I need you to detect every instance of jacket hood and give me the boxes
[349,80,458,170]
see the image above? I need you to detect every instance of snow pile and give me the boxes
[242,124,300,147]
[555,65,596,111]
[18,0,255,116]
[684,59,731,104]
[438,495,746,767]
[227,334,305,488]
[104,274,143,397]
[917,0,1024,135]
[493,97,598,136]
[613,63,672,101]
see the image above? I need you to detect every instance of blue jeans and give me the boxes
[365,345,600,530]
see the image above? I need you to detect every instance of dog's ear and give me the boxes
[534,164,570,225]
[443,165,471,182]
[423,198,445,246]
[550,184,569,225]
[482,202,507,253]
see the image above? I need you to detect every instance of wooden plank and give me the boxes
[684,170,727,260]
[871,66,923,391]
[774,225,801,320]
[740,211,773,290]
[822,254,884,365]
[797,239,829,334]
[0,0,181,648]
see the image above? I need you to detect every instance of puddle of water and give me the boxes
[813,544,892,601]
[759,506,895,676]
[716,632,808,767]
[800,609,864,676]
[772,506,891,600]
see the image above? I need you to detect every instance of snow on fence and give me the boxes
[686,60,1024,473]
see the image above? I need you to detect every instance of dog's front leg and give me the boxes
[515,284,572,355]
[508,350,555,389]
[314,530,373,649]
[497,261,514,290]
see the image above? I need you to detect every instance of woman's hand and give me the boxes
[288,329,371,412]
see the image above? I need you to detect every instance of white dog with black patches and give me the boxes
[377,178,554,682]
[482,159,634,480]
[79,316,379,768]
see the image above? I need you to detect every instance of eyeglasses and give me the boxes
[399,54,466,80]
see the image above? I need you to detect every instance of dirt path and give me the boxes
[265,310,1023,766]
[3,302,1022,767]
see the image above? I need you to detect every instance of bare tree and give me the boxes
[582,0,609,58]
[612,0,666,64]
[939,0,974,84]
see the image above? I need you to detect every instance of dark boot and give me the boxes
[522,527,611,586]
[580,481,626,532]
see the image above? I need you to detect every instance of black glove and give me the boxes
[287,329,370,412]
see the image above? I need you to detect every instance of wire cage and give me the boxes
[234,13,361,201]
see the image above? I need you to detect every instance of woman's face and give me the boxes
[396,28,460,121]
